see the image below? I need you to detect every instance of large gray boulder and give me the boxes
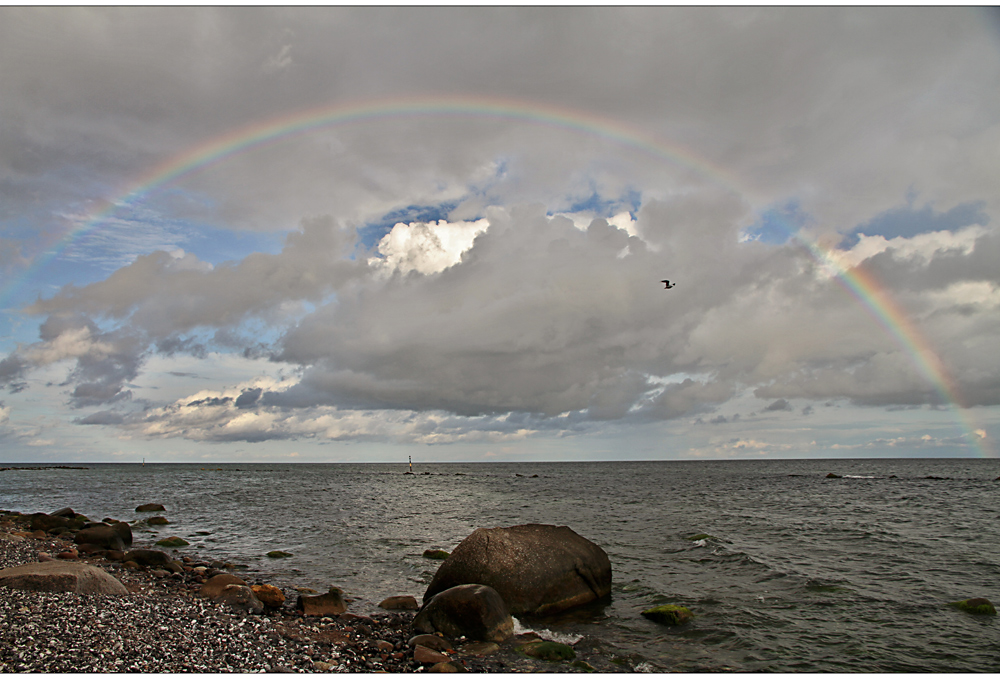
[0,561,128,596]
[423,524,612,616]
[413,584,513,642]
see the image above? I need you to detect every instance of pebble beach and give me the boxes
[0,508,633,674]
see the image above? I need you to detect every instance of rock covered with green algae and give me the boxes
[155,536,189,548]
[949,597,997,615]
[641,604,694,625]
[518,640,577,662]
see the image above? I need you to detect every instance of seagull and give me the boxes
[661,280,675,289]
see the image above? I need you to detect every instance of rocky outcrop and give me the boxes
[297,587,347,616]
[0,561,127,596]
[423,524,612,616]
[949,597,997,615]
[412,583,513,643]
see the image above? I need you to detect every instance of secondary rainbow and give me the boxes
[5,93,990,456]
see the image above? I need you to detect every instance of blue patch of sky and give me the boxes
[356,200,462,251]
[839,200,989,248]
[742,200,811,245]
[560,188,642,220]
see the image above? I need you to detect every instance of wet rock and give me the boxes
[50,507,77,518]
[430,661,464,673]
[199,573,248,598]
[379,594,419,610]
[519,640,576,662]
[414,645,450,664]
[641,604,694,625]
[409,634,454,652]
[0,533,24,543]
[413,583,513,643]
[826,473,842,478]
[29,513,70,532]
[147,516,170,525]
[313,660,333,671]
[251,583,286,609]
[135,503,165,512]
[105,550,125,562]
[423,549,450,560]
[74,524,126,551]
[155,536,189,548]
[266,550,293,558]
[376,639,395,652]
[456,641,499,657]
[297,587,347,616]
[0,560,127,596]
[124,549,175,568]
[949,597,997,615]
[217,584,264,615]
[56,550,78,560]
[423,524,612,616]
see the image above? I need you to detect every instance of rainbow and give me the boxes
[3,93,991,456]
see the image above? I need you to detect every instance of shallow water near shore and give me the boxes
[3,458,999,672]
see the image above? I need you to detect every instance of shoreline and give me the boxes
[0,507,648,673]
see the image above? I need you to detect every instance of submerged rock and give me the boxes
[135,503,166,512]
[423,524,612,616]
[641,604,694,625]
[519,640,576,662]
[266,550,293,558]
[413,583,513,643]
[423,549,450,560]
[155,536,189,548]
[949,597,997,615]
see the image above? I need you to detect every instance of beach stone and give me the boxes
[949,597,997,615]
[297,587,347,616]
[29,513,70,532]
[38,552,55,562]
[266,550,293,558]
[30,530,47,539]
[423,524,612,616]
[251,583,286,609]
[105,550,125,562]
[641,604,694,625]
[199,573,248,598]
[155,536,189,548]
[313,661,333,671]
[408,634,454,652]
[56,550,78,559]
[826,473,842,478]
[124,548,174,568]
[135,503,165,512]
[217,584,264,614]
[77,543,105,555]
[457,641,499,657]
[50,507,77,518]
[74,523,126,551]
[423,549,451,560]
[414,645,450,664]
[0,560,127,596]
[147,516,170,525]
[412,583,514,643]
[379,595,419,610]
[429,662,463,673]
[0,532,25,542]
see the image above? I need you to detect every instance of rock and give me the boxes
[429,662,464,673]
[112,521,132,547]
[74,523,126,551]
[199,573,248,598]
[155,536,189,548]
[124,549,175,568]
[0,532,25,542]
[641,604,694,625]
[826,473,842,478]
[0,560,128,596]
[77,543,105,555]
[376,640,395,653]
[251,583,286,609]
[105,550,125,562]
[313,661,333,671]
[414,645,451,664]
[686,533,715,541]
[266,550,293,558]
[216,584,264,615]
[37,553,54,562]
[949,597,997,615]
[56,550,78,559]
[456,641,499,657]
[50,507,77,518]
[147,516,170,525]
[423,524,612,616]
[29,513,70,532]
[571,660,596,672]
[423,549,450,560]
[519,640,576,662]
[30,530,47,539]
[379,595,419,610]
[412,583,514,643]
[408,634,454,652]
[135,503,165,512]
[297,587,347,616]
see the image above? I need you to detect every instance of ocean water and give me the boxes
[2,458,999,672]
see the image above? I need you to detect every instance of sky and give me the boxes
[1,6,1000,464]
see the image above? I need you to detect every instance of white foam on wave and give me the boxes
[512,618,583,645]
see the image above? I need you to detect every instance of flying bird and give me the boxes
[661,280,675,289]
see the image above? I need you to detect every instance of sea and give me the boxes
[2,458,999,673]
